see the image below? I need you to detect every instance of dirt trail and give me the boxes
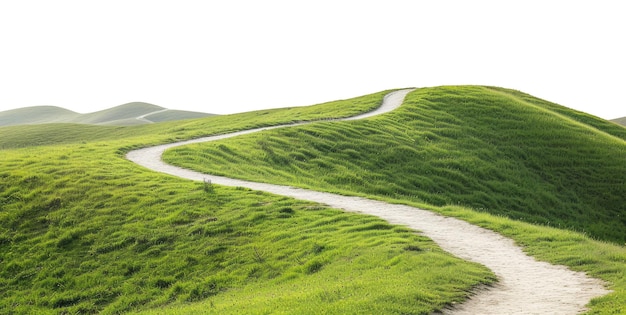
[126,89,609,314]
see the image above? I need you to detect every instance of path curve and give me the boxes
[127,89,609,314]
[136,109,170,123]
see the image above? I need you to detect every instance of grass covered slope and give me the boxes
[0,90,495,314]
[164,86,626,243]
[0,90,393,150]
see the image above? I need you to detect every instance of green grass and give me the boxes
[1,90,498,314]
[164,86,626,244]
[0,90,392,150]
[134,238,489,315]
[0,106,79,126]
[137,202,626,315]
[1,86,624,314]
[0,148,491,314]
[159,85,626,313]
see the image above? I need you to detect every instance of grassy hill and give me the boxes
[0,123,124,149]
[140,109,213,123]
[0,91,496,314]
[0,106,80,126]
[0,102,215,127]
[1,87,625,314]
[165,86,626,244]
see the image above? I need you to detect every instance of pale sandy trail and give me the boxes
[126,89,609,314]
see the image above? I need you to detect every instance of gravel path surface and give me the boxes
[127,89,609,314]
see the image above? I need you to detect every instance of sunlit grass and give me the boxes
[431,204,626,314]
[2,86,624,314]
[165,86,626,243]
[0,90,495,314]
[162,85,626,313]
[0,90,392,150]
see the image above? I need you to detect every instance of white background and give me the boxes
[0,1,623,119]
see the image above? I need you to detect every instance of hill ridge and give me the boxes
[0,102,213,126]
[1,86,623,314]
[486,87,626,144]
[127,89,610,314]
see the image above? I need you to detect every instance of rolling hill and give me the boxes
[0,106,79,126]
[0,86,624,314]
[164,86,626,243]
[0,102,214,127]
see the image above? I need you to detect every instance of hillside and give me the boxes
[0,102,215,126]
[612,116,626,126]
[164,86,626,243]
[139,109,213,123]
[0,124,124,149]
[0,91,498,314]
[0,92,396,150]
[0,106,80,126]
[67,102,165,125]
[1,87,624,314]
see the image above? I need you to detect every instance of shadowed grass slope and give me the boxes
[165,86,626,244]
[1,90,496,314]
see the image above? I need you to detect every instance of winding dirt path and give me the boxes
[126,89,609,314]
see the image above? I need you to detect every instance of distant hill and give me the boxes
[0,106,80,126]
[0,102,215,126]
[611,116,626,126]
